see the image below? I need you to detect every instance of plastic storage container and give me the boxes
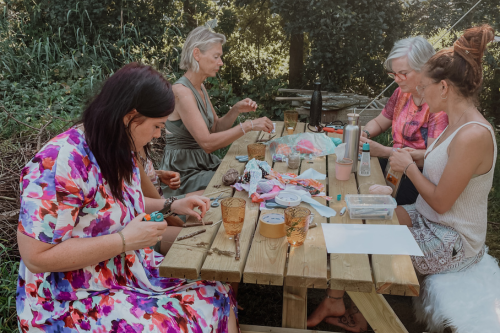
[344,194,397,220]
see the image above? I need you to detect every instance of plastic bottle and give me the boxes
[358,143,371,176]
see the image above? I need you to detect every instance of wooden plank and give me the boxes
[200,189,260,282]
[240,324,337,333]
[282,286,307,329]
[159,131,259,279]
[199,123,285,282]
[347,286,409,333]
[284,126,328,289]
[243,122,305,285]
[357,157,420,297]
[327,133,373,292]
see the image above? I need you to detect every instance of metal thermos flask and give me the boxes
[342,113,360,173]
[309,82,322,128]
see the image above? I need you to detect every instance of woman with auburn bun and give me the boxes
[390,24,496,275]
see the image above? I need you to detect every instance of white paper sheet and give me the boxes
[295,168,326,180]
[322,224,424,256]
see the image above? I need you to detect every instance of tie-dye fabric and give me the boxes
[382,87,448,149]
[16,128,238,332]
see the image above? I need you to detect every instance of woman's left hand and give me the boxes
[389,149,414,173]
[234,98,258,113]
[156,170,181,189]
[170,196,211,221]
[359,136,391,157]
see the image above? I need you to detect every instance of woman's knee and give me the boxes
[396,206,413,227]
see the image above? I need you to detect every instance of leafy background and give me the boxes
[1,0,499,331]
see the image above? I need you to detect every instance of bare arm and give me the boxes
[406,137,436,168]
[202,84,257,133]
[174,85,272,153]
[390,125,493,214]
[18,213,167,274]
[362,113,392,139]
[137,158,162,199]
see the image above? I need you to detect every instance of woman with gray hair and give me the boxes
[358,36,449,206]
[306,37,449,332]
[160,26,274,196]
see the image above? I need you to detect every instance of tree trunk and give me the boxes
[289,33,304,89]
[183,0,197,30]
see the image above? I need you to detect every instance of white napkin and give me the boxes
[283,186,336,217]
[334,143,346,162]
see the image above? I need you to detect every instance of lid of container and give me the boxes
[363,143,370,151]
[346,113,360,119]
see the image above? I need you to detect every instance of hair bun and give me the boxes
[453,25,495,69]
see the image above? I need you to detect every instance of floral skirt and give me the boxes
[17,278,238,333]
[403,204,485,276]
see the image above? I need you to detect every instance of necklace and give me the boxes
[430,107,472,151]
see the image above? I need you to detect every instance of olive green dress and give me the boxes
[160,76,221,196]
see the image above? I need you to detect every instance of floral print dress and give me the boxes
[16,128,237,332]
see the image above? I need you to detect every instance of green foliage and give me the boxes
[268,0,407,93]
[0,244,19,333]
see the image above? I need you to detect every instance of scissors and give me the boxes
[211,193,224,208]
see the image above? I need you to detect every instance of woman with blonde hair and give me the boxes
[160,26,274,197]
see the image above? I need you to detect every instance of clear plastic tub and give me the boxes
[344,194,397,220]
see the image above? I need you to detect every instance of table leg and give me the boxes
[347,287,409,333]
[282,285,307,329]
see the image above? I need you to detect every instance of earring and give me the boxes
[441,94,447,100]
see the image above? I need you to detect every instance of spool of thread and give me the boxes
[259,213,286,238]
[369,184,393,195]
[275,191,301,207]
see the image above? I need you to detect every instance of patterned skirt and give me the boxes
[402,204,485,276]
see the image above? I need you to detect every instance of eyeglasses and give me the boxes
[415,84,430,96]
[387,70,413,81]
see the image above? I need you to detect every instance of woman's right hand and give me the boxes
[249,117,274,133]
[121,213,168,251]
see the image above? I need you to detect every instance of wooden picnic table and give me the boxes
[160,121,420,333]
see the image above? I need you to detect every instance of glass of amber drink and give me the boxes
[221,198,246,236]
[284,206,311,247]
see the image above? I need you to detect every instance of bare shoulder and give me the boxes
[455,121,492,144]
[173,84,195,100]
[451,121,493,157]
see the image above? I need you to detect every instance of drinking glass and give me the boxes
[247,143,266,161]
[284,110,299,131]
[221,198,246,236]
[284,206,311,247]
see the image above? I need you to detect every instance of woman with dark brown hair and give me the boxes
[16,63,239,332]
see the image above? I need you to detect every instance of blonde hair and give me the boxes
[180,26,226,72]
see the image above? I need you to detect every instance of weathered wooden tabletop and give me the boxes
[160,121,419,332]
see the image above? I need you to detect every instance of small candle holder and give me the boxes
[247,143,266,161]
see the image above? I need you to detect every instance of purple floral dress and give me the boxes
[16,128,238,332]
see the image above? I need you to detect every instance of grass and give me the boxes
[0,244,19,332]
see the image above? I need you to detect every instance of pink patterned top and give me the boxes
[382,87,448,149]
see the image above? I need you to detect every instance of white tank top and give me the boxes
[415,121,497,257]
